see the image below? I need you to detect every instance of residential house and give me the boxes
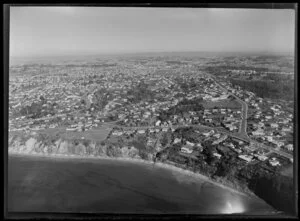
[238,154,253,163]
[181,145,193,154]
[213,152,222,159]
[269,157,281,167]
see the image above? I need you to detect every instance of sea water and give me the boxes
[8,155,276,214]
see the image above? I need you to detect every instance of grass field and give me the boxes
[62,128,112,141]
[202,99,241,109]
[12,127,112,142]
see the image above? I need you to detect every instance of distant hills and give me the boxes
[10,51,294,66]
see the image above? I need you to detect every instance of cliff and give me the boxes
[8,134,141,160]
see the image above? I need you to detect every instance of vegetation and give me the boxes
[126,81,155,103]
[230,79,294,101]
[158,98,204,121]
[92,88,110,110]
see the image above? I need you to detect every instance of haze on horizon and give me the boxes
[10,7,295,58]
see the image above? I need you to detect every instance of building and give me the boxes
[138,129,145,134]
[285,144,293,151]
[174,138,181,144]
[213,152,222,159]
[269,158,281,167]
[181,146,193,154]
[203,130,214,137]
[238,154,253,163]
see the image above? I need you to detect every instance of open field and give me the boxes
[202,99,241,109]
[10,127,112,142]
[62,128,112,141]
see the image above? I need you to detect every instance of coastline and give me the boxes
[9,151,255,199]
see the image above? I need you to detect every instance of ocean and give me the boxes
[8,155,276,214]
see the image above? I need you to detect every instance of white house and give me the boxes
[285,144,293,151]
[155,120,161,126]
[181,146,193,154]
[138,129,145,134]
[174,138,181,144]
[269,158,281,167]
[186,141,195,146]
[213,152,222,159]
[203,130,214,137]
[238,154,253,163]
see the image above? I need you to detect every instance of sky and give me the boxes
[10,7,295,57]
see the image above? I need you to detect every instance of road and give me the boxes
[113,123,250,142]
[251,140,293,159]
[112,123,292,158]
[204,75,292,159]
[209,75,249,138]
[14,74,292,160]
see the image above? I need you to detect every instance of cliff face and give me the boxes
[9,134,295,215]
[8,135,140,159]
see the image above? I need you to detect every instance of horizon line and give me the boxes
[10,50,294,59]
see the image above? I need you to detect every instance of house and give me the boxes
[238,154,253,163]
[225,124,236,131]
[149,128,155,133]
[269,158,281,167]
[181,146,193,154]
[213,152,222,159]
[282,127,292,132]
[270,123,279,128]
[212,135,228,145]
[255,154,268,161]
[252,130,264,136]
[195,143,203,152]
[269,140,284,148]
[205,118,212,123]
[162,127,168,132]
[186,141,195,146]
[234,148,242,154]
[213,133,221,139]
[285,144,293,151]
[174,138,182,144]
[225,142,235,149]
[266,136,273,142]
[155,120,161,126]
[112,131,123,136]
[138,129,145,134]
[203,130,214,137]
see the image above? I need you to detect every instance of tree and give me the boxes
[39,95,45,101]
[160,133,169,147]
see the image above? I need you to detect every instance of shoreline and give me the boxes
[8,151,256,199]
